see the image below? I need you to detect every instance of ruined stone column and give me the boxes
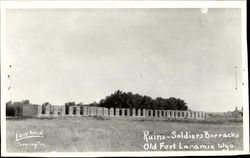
[76,106,80,116]
[102,107,108,116]
[37,105,42,116]
[95,107,98,116]
[90,107,96,116]
[190,111,194,119]
[181,111,184,118]
[127,109,130,116]
[200,112,203,119]
[159,110,162,117]
[115,108,119,117]
[180,111,183,118]
[92,107,96,116]
[191,111,194,118]
[163,110,166,117]
[165,111,168,118]
[151,110,154,117]
[89,107,93,116]
[96,107,102,116]
[45,105,50,116]
[109,108,114,117]
[121,109,124,116]
[88,107,91,116]
[132,108,136,116]
[183,111,187,118]
[168,111,171,118]
[193,112,196,119]
[192,111,195,118]
[142,109,146,117]
[173,111,177,119]
[175,111,179,118]
[204,112,207,118]
[174,111,177,118]
[53,106,59,117]
[137,109,141,117]
[61,106,65,116]
[177,111,180,118]
[69,106,73,116]
[186,111,190,118]
[166,111,170,118]
[195,112,198,119]
[82,106,87,116]
[155,110,159,117]
[87,107,90,116]
[176,111,180,119]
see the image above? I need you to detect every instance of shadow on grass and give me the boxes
[6,116,243,125]
[132,117,243,125]
[6,116,56,121]
[92,116,110,120]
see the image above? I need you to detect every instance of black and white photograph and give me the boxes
[1,0,249,156]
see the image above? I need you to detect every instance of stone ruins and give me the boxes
[23,104,207,119]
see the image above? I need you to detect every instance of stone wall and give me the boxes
[22,104,39,117]
[26,105,207,119]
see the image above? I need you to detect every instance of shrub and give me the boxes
[6,102,23,116]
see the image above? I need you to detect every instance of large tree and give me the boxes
[97,90,188,110]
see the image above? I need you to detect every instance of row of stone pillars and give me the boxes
[37,105,206,119]
[108,108,206,119]
[38,105,110,117]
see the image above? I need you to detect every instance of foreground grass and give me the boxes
[6,117,243,152]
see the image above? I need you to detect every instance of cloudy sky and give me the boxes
[5,8,242,112]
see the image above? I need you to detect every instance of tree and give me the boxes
[22,100,30,104]
[97,90,189,111]
[77,102,84,106]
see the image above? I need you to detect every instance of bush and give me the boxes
[6,102,23,116]
[6,105,15,116]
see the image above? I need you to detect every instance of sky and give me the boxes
[5,8,242,112]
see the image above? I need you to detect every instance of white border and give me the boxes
[0,1,247,8]
[1,1,248,157]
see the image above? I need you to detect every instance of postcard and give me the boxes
[1,0,249,157]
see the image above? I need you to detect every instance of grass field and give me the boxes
[6,117,243,152]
